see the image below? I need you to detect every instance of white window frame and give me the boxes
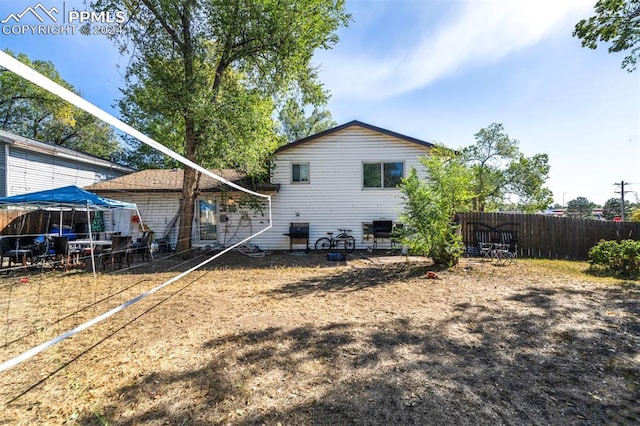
[362,161,404,189]
[292,162,310,184]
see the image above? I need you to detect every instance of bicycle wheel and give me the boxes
[315,237,332,252]
[342,237,355,253]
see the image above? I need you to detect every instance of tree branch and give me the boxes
[139,0,184,50]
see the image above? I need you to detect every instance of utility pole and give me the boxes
[614,181,631,221]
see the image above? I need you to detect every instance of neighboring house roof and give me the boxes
[85,168,279,194]
[0,129,134,174]
[274,120,435,153]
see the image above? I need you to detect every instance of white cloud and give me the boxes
[320,0,594,100]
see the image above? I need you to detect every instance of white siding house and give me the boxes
[0,129,132,197]
[249,120,433,250]
[86,121,433,252]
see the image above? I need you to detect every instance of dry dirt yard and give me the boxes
[0,251,639,425]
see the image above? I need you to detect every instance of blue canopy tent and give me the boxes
[0,185,141,275]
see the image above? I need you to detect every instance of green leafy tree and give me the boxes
[566,196,596,218]
[278,99,336,142]
[602,197,629,219]
[119,69,283,172]
[398,146,473,266]
[573,0,640,71]
[0,49,122,160]
[462,123,553,212]
[504,153,554,212]
[93,0,351,253]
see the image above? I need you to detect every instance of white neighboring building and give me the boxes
[0,129,132,197]
[250,120,434,250]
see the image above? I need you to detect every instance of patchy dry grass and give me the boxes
[0,252,638,425]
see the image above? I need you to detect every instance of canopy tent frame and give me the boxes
[0,185,143,276]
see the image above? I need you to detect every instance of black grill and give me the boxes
[287,226,309,238]
[284,223,310,252]
[372,220,394,250]
[372,220,393,237]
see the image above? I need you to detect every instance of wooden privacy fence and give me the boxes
[457,212,640,260]
[0,210,28,231]
[0,209,88,236]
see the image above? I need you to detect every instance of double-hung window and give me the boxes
[292,162,309,183]
[363,162,404,189]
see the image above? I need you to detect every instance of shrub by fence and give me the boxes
[588,239,640,275]
[457,212,640,260]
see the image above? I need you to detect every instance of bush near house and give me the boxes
[588,239,640,276]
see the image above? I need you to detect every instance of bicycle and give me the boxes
[315,229,355,253]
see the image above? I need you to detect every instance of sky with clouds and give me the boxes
[1,0,639,206]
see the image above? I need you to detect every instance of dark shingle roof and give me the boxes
[85,168,278,193]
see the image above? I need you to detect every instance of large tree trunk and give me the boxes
[176,116,200,257]
[176,167,200,256]
[175,4,200,257]
[472,197,485,212]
